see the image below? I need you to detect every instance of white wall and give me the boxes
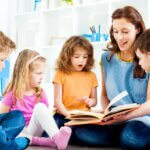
[0,0,17,39]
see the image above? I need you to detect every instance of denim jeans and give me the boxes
[54,114,150,149]
[0,110,25,150]
[73,121,150,149]
[75,120,150,149]
[120,121,150,150]
[54,113,121,146]
[73,122,124,147]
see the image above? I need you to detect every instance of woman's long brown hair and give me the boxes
[108,6,146,78]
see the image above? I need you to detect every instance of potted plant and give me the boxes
[62,0,73,5]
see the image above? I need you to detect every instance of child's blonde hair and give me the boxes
[0,31,16,53]
[56,35,94,73]
[4,49,46,104]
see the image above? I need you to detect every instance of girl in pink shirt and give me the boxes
[1,49,71,149]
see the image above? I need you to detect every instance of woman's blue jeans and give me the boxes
[54,113,150,149]
[54,113,123,146]
[120,121,150,150]
[0,110,25,150]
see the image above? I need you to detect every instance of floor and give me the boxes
[27,145,121,150]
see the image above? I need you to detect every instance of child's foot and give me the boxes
[52,127,72,150]
[31,136,56,147]
[15,137,30,149]
[0,126,29,149]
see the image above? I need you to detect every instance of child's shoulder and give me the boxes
[2,90,14,104]
[4,90,14,97]
[54,70,66,76]
[88,71,96,75]
[85,71,97,77]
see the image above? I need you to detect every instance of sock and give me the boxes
[31,136,56,147]
[52,126,72,150]
[15,137,30,150]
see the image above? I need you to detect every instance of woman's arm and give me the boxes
[54,83,70,117]
[0,102,10,114]
[102,77,150,125]
[124,78,150,120]
[100,66,109,111]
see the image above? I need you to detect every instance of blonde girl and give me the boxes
[53,35,98,144]
[0,49,71,149]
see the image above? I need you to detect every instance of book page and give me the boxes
[68,110,104,120]
[105,90,128,113]
[104,103,139,118]
[65,118,102,126]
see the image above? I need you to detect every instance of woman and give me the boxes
[75,6,150,150]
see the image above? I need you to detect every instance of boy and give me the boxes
[135,29,150,72]
[0,31,29,150]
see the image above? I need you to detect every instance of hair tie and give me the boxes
[28,55,41,65]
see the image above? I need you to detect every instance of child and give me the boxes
[1,49,71,149]
[135,29,150,73]
[0,31,29,150]
[53,35,98,143]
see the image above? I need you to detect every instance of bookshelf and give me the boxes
[14,0,150,108]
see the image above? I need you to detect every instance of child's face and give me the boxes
[112,18,139,52]
[28,62,45,88]
[71,47,88,71]
[136,49,150,72]
[0,51,9,71]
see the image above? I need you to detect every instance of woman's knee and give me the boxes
[75,127,99,146]
[75,125,113,146]
[120,121,148,150]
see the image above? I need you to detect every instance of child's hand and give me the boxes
[76,96,94,107]
[65,111,71,119]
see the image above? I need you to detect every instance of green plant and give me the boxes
[62,0,73,4]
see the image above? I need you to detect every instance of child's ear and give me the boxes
[148,52,150,56]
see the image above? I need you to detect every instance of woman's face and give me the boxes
[112,18,139,52]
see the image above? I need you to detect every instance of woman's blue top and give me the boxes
[101,51,150,126]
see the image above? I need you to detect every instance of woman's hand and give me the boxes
[100,114,128,125]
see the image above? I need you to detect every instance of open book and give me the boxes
[65,91,139,126]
